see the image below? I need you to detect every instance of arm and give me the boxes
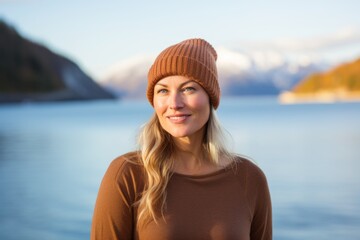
[91,156,141,240]
[250,166,272,240]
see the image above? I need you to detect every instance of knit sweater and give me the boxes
[91,152,272,240]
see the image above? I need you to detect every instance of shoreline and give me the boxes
[0,89,116,104]
[278,91,360,104]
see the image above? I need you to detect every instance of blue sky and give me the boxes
[1,0,360,80]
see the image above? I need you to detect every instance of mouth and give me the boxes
[167,114,191,123]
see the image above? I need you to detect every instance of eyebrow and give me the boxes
[155,80,196,88]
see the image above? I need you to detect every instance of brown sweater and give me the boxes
[91,152,272,240]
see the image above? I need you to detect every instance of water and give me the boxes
[0,97,359,240]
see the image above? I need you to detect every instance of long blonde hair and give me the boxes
[136,107,234,227]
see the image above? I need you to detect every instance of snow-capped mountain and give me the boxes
[99,47,331,98]
[99,55,154,98]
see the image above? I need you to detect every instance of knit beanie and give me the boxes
[147,38,220,109]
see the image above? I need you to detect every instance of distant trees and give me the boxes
[293,58,360,93]
[0,20,65,93]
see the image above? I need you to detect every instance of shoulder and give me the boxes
[109,151,142,168]
[105,151,145,185]
[232,155,269,185]
[232,156,271,208]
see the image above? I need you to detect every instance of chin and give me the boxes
[169,132,190,138]
[167,128,203,140]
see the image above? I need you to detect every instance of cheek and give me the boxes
[153,98,166,114]
[201,106,210,122]
[198,98,211,122]
[192,94,210,112]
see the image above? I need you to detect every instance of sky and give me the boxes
[1,0,360,80]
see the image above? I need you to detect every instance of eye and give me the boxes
[182,86,196,93]
[156,88,168,94]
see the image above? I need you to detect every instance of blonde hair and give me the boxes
[136,108,234,227]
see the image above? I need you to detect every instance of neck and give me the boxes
[172,128,214,174]
[172,125,204,156]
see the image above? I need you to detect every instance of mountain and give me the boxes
[99,46,330,99]
[279,57,360,103]
[0,20,115,103]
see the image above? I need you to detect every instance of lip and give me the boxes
[166,114,191,123]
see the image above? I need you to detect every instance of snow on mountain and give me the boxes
[99,55,153,98]
[99,47,330,98]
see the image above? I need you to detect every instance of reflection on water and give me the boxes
[0,98,359,240]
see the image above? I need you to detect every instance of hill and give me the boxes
[100,48,328,99]
[279,58,360,103]
[0,20,115,103]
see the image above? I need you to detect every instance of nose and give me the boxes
[169,92,184,110]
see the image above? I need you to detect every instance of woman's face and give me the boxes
[153,75,210,140]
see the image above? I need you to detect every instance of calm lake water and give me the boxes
[0,97,359,240]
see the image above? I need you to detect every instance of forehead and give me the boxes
[156,75,198,86]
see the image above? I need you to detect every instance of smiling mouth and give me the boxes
[167,115,191,123]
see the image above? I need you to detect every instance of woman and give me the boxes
[91,38,272,240]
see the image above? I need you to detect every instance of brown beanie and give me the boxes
[147,38,220,109]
